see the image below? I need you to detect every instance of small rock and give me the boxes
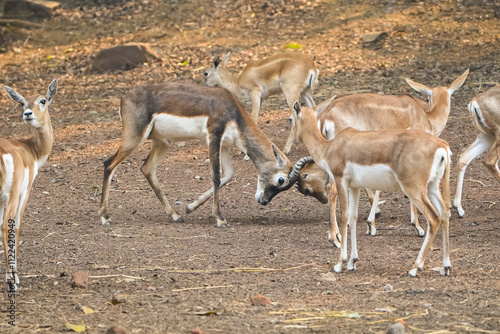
[91,43,160,73]
[3,0,59,21]
[386,322,405,334]
[106,325,129,334]
[423,303,432,309]
[250,294,271,306]
[191,328,203,334]
[320,272,337,282]
[178,142,186,147]
[110,296,127,305]
[383,284,394,291]
[362,32,388,49]
[71,271,89,289]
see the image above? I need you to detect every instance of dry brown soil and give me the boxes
[0,0,499,333]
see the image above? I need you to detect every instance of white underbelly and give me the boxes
[344,162,400,192]
[151,114,208,143]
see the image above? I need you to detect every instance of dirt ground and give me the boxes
[0,0,499,333]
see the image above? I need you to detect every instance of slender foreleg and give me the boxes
[347,187,360,271]
[333,182,349,273]
[186,146,235,215]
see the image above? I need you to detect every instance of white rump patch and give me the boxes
[321,120,336,140]
[428,147,448,182]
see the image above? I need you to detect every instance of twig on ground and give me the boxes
[89,274,144,280]
[468,179,486,186]
[172,284,234,292]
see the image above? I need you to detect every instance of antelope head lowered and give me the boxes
[296,70,468,243]
[99,82,311,228]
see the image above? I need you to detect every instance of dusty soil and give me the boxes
[0,0,499,333]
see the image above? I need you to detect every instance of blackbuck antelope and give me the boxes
[454,85,500,217]
[292,103,452,276]
[1,79,58,291]
[99,83,310,228]
[203,52,319,154]
[297,70,468,244]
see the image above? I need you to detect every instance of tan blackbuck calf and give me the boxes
[296,70,468,245]
[204,52,319,153]
[1,79,58,291]
[454,85,500,217]
[99,83,311,228]
[292,103,451,276]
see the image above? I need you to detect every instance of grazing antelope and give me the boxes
[453,85,500,217]
[99,83,310,228]
[291,103,452,276]
[297,70,468,244]
[203,52,319,154]
[1,79,58,291]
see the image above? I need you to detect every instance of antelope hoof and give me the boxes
[440,266,451,276]
[101,216,112,227]
[366,223,376,236]
[333,262,343,273]
[327,231,341,248]
[408,268,418,277]
[347,259,357,271]
[416,226,425,237]
[217,218,228,228]
[243,154,250,161]
[173,215,184,223]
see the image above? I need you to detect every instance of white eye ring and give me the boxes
[278,176,285,186]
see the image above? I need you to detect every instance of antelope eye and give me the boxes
[305,188,311,195]
[278,177,285,186]
[40,99,46,105]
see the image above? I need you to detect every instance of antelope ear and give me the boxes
[222,52,231,66]
[448,69,469,96]
[213,56,220,68]
[46,78,58,102]
[405,78,432,96]
[272,144,287,168]
[3,86,27,106]
[293,101,301,117]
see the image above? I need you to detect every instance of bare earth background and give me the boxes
[0,0,499,333]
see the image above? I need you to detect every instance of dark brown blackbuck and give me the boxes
[99,82,312,228]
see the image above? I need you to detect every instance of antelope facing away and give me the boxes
[99,83,310,228]
[296,70,468,245]
[292,102,452,276]
[1,79,58,291]
[454,85,500,217]
[203,52,319,154]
